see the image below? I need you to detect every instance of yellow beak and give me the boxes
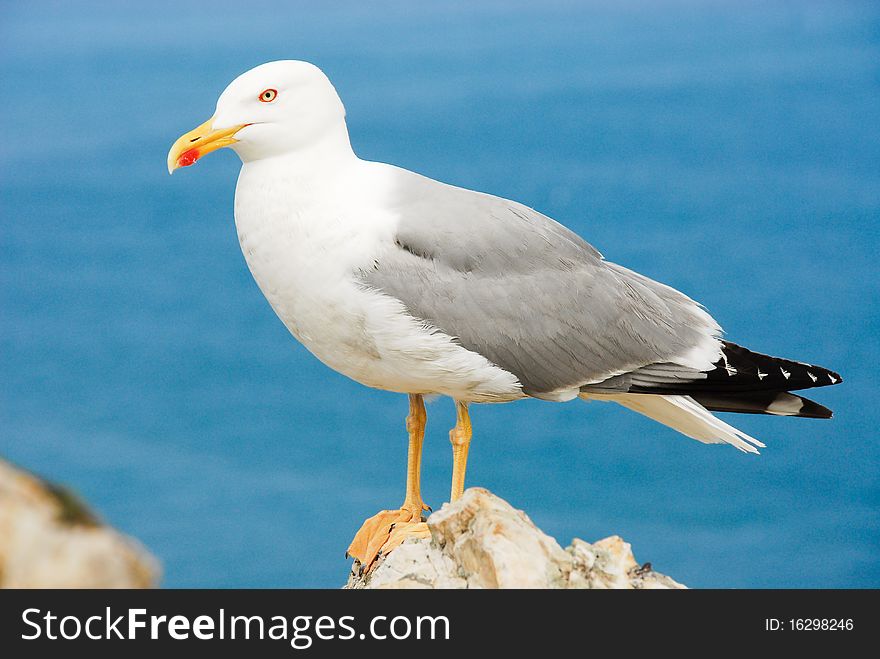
[167,118,249,174]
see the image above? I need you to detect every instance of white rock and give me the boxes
[0,458,160,588]
[347,488,685,590]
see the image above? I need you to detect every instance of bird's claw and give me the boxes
[347,505,431,573]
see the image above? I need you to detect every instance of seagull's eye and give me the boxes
[259,88,278,103]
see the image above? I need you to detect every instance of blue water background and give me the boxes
[1,1,878,587]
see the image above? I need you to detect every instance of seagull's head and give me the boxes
[167,60,345,174]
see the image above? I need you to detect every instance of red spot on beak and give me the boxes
[177,148,201,168]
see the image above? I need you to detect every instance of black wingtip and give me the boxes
[719,341,843,393]
[796,395,834,419]
[692,391,834,419]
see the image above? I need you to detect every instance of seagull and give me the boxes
[168,60,842,569]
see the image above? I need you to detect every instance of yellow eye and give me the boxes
[259,88,277,103]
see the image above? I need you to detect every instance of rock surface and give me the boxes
[0,458,160,588]
[346,488,684,589]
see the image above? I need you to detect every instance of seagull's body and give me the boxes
[169,60,841,569]
[235,153,521,403]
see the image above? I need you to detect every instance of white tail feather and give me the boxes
[580,392,766,454]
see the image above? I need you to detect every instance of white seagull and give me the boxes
[168,61,841,569]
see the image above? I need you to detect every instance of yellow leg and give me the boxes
[449,400,472,502]
[347,394,431,571]
[402,393,429,512]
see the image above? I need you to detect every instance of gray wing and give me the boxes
[358,167,721,397]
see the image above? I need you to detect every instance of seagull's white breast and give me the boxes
[232,156,522,402]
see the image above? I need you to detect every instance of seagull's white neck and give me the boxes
[235,121,358,183]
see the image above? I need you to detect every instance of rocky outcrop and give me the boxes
[346,488,684,589]
[0,458,160,588]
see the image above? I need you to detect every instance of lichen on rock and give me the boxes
[0,458,160,588]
